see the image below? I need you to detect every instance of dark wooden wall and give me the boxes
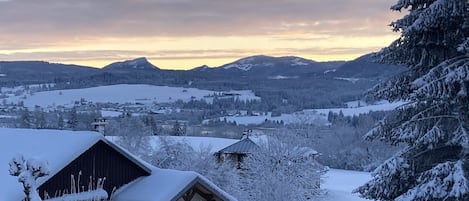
[38,140,150,199]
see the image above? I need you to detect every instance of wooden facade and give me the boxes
[38,140,150,199]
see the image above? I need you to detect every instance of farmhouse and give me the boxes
[0,128,235,201]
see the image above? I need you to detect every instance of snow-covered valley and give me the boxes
[1,84,260,109]
[205,100,406,126]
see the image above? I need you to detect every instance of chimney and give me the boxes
[241,129,252,140]
[91,118,108,135]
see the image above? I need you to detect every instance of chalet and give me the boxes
[215,133,260,164]
[0,128,235,201]
[215,132,320,169]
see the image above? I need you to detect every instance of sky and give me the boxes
[0,0,402,70]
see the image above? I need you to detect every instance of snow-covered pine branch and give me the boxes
[413,56,469,100]
[354,153,413,200]
[395,161,469,201]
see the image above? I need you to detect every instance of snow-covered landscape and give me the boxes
[2,0,469,200]
[206,100,406,126]
[0,76,434,200]
[2,84,260,109]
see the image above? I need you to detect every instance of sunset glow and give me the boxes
[0,0,402,69]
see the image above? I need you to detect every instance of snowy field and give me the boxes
[321,169,371,201]
[208,101,406,126]
[310,100,407,117]
[204,111,328,126]
[2,84,260,109]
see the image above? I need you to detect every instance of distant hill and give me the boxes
[191,55,345,78]
[0,61,99,85]
[220,55,318,71]
[329,53,407,78]
[0,54,403,86]
[102,57,160,72]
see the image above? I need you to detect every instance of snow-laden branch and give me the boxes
[9,154,50,201]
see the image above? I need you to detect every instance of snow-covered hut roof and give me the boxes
[112,167,237,201]
[217,137,259,154]
[0,128,104,201]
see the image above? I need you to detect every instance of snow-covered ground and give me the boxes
[334,77,360,83]
[310,100,406,116]
[321,169,371,201]
[204,111,328,126]
[2,84,260,109]
[207,101,406,126]
[100,110,122,117]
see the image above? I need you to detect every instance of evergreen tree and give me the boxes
[356,0,469,200]
[32,107,46,129]
[68,106,78,130]
[57,113,64,129]
[171,120,186,136]
[19,109,31,128]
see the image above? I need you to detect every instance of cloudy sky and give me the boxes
[0,0,402,69]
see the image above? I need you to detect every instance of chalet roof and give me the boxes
[217,137,259,154]
[106,135,238,154]
[112,167,237,201]
[0,128,235,201]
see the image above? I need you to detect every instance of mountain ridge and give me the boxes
[0,54,406,86]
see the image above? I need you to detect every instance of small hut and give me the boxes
[215,130,259,165]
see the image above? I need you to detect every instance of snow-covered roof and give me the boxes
[112,167,236,201]
[152,136,239,153]
[0,128,103,201]
[106,136,239,153]
[0,128,236,201]
[217,137,259,154]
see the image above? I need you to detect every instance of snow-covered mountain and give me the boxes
[190,64,211,71]
[220,55,316,71]
[103,57,160,72]
[191,55,344,79]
